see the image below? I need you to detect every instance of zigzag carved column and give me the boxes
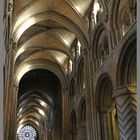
[113,86,136,140]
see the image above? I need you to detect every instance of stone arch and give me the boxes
[17,68,62,140]
[95,74,120,140]
[95,74,113,107]
[92,24,110,70]
[113,32,136,140]
[18,90,53,107]
[14,59,68,90]
[117,33,136,86]
[13,11,90,50]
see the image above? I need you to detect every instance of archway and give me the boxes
[96,75,120,140]
[17,69,62,140]
[115,37,136,139]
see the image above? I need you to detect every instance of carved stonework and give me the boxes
[113,86,136,140]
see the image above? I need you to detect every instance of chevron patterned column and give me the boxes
[113,86,136,140]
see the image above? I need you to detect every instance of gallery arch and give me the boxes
[95,75,120,140]
[114,35,136,140]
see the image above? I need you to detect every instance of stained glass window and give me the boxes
[17,125,37,140]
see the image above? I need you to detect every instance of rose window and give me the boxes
[17,125,37,140]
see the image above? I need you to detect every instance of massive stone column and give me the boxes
[113,86,136,140]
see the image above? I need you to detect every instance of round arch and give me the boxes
[116,33,136,86]
[95,74,113,107]
[14,59,68,90]
[95,74,120,140]
[13,11,90,50]
[92,23,110,70]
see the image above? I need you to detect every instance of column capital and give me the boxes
[113,85,136,98]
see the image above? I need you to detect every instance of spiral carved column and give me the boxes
[113,86,136,140]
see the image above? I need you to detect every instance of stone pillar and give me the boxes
[4,40,18,140]
[113,86,136,140]
[84,49,94,140]
[62,88,69,140]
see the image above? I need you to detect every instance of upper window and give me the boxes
[92,0,103,25]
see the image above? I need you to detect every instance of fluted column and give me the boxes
[113,86,136,140]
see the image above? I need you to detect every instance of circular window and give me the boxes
[17,125,37,140]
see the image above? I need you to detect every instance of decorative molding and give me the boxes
[115,93,136,140]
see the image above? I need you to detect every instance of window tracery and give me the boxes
[17,125,37,140]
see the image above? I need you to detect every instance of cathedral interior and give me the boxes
[4,0,137,140]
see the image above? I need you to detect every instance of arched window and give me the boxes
[17,125,37,140]
[92,0,103,25]
[77,40,81,57]
[120,39,136,85]
[120,9,131,36]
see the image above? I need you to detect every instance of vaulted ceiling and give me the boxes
[13,0,92,83]
[11,0,93,137]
